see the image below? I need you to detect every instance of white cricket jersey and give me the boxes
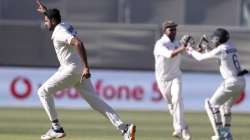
[51,22,82,69]
[154,34,182,81]
[191,42,242,80]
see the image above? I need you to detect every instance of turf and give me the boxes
[0,108,249,140]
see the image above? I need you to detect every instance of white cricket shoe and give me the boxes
[211,135,223,140]
[41,127,65,140]
[172,128,191,140]
[123,124,136,140]
[172,130,182,138]
[182,128,192,140]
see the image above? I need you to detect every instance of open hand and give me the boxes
[36,0,47,13]
[180,35,195,47]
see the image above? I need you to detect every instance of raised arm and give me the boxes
[36,0,48,14]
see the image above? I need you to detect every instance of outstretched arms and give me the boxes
[170,46,186,58]
[187,46,221,61]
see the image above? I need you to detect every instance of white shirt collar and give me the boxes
[51,23,62,40]
[162,34,170,41]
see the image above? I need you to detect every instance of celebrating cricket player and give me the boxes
[186,28,247,140]
[36,1,136,140]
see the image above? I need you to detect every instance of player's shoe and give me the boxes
[172,128,191,140]
[182,128,192,140]
[123,124,136,140]
[219,128,233,140]
[41,127,66,140]
[211,135,224,140]
[172,130,182,138]
[211,128,233,140]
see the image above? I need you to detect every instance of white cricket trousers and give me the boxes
[207,77,245,135]
[37,66,126,131]
[210,77,246,109]
[156,76,187,132]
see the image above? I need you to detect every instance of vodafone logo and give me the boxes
[10,76,32,100]
[95,80,146,101]
[50,80,163,102]
[5,72,248,111]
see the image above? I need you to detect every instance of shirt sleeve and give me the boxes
[55,29,74,45]
[154,41,172,58]
[191,47,221,61]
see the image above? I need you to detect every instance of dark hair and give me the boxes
[44,8,61,23]
[212,28,230,44]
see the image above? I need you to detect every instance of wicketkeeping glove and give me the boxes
[197,34,211,52]
[180,35,195,47]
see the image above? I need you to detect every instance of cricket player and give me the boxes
[186,28,247,140]
[35,1,136,140]
[153,20,192,140]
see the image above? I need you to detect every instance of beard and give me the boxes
[48,25,55,31]
[169,36,175,42]
[43,23,55,31]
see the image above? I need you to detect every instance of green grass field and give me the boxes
[0,108,249,140]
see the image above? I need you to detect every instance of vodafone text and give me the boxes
[10,76,164,102]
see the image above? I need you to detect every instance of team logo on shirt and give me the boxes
[67,25,77,36]
[225,48,237,54]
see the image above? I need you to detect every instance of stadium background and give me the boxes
[0,0,249,140]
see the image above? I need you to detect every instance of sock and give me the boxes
[119,124,129,135]
[52,119,61,130]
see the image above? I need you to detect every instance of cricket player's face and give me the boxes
[165,27,177,42]
[211,36,220,47]
[44,16,54,31]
